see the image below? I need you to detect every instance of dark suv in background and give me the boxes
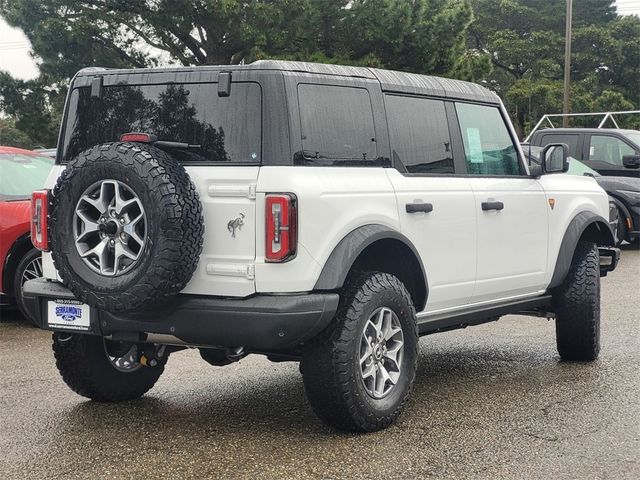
[530,128,640,244]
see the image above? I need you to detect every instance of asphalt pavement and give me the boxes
[1,245,639,479]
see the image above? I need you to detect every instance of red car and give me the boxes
[0,146,55,321]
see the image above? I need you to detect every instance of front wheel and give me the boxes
[53,334,167,402]
[301,272,419,432]
[553,241,601,361]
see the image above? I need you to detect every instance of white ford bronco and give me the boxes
[24,61,619,432]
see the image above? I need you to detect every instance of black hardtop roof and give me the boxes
[75,60,500,104]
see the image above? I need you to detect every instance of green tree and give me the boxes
[0,0,488,148]
[0,0,481,76]
[468,0,640,136]
[0,72,64,148]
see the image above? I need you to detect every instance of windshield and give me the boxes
[61,82,262,164]
[0,153,55,201]
[622,131,640,148]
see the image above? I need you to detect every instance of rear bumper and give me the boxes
[22,279,339,351]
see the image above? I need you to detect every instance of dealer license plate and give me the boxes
[47,299,91,331]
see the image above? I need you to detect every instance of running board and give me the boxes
[418,295,553,336]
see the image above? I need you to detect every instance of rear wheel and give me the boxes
[553,241,601,361]
[53,333,167,402]
[301,272,418,432]
[14,248,43,325]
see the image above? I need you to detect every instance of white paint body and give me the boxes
[42,161,609,316]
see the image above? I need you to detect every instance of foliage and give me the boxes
[468,0,640,135]
[0,0,638,145]
[0,72,64,148]
[0,116,34,148]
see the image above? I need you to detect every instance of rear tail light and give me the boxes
[31,190,49,251]
[265,194,297,262]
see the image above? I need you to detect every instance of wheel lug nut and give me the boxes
[109,239,115,246]
[120,218,125,224]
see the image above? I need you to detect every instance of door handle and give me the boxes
[406,202,434,214]
[481,201,504,211]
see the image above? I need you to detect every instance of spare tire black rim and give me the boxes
[73,179,147,276]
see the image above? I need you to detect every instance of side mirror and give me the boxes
[541,143,569,174]
[622,154,640,169]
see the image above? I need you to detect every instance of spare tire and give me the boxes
[50,142,204,313]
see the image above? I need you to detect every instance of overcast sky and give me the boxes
[1,0,639,80]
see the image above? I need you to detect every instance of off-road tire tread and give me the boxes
[52,333,165,402]
[50,142,204,312]
[553,241,600,361]
[301,271,418,432]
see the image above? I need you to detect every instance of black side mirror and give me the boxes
[541,143,569,174]
[622,154,640,169]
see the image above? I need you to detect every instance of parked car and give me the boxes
[523,144,640,245]
[0,146,55,321]
[23,61,618,432]
[528,128,640,178]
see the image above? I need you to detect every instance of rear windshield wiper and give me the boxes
[154,140,201,150]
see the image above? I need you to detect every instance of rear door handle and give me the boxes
[481,201,504,211]
[406,202,434,214]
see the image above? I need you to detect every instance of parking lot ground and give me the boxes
[1,245,639,480]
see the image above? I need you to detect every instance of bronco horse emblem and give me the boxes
[227,213,245,238]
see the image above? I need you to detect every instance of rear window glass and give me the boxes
[0,153,54,201]
[296,84,380,166]
[385,95,454,174]
[61,82,261,164]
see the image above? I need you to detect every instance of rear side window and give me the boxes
[297,84,378,165]
[385,95,454,174]
[455,103,522,176]
[540,134,580,158]
[61,82,262,164]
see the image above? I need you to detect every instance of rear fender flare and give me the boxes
[313,224,428,310]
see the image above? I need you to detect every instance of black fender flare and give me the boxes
[313,224,428,310]
[2,233,33,298]
[548,211,615,289]
[609,195,633,230]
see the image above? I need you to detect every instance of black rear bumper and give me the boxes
[22,279,339,352]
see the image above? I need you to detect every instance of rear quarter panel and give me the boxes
[254,166,399,292]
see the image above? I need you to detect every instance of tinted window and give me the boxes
[61,82,261,164]
[540,134,580,158]
[297,84,378,165]
[0,153,54,201]
[455,103,521,175]
[385,95,453,174]
[589,135,635,166]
